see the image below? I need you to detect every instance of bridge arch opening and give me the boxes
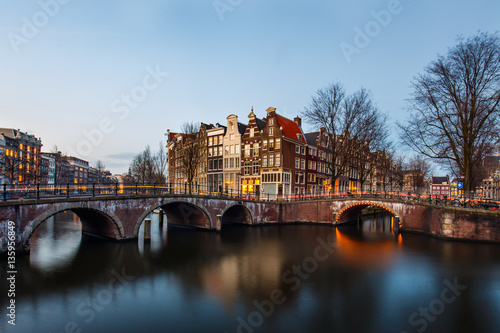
[29,211,82,272]
[221,204,253,225]
[24,206,125,253]
[335,202,400,233]
[133,201,213,238]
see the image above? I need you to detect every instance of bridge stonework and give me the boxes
[0,196,499,253]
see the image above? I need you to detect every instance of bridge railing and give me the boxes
[1,183,499,211]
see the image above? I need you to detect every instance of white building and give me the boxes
[223,114,246,194]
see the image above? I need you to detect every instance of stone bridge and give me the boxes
[1,194,499,253]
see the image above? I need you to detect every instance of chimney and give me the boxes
[294,116,302,127]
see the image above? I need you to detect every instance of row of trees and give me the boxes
[302,31,499,195]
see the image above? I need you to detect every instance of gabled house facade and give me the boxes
[241,109,265,195]
[223,114,246,194]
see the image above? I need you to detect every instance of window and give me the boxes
[213,159,218,169]
[295,158,300,169]
[225,145,230,155]
[230,145,235,154]
[269,139,274,152]
[275,138,281,149]
[230,158,234,168]
[269,154,274,167]
[301,146,306,155]
[263,140,268,150]
[295,144,300,153]
[269,127,274,136]
[219,158,223,169]
[269,118,274,126]
[253,161,259,174]
[245,144,251,157]
[230,133,235,140]
[209,137,213,146]
[236,157,240,167]
[208,160,213,170]
[253,143,259,156]
[301,159,305,170]
[236,144,240,154]
[218,146,223,156]
[275,154,280,166]
[250,128,254,137]
[224,158,228,168]
[208,147,213,157]
[219,135,223,143]
[262,155,268,167]
[244,162,251,175]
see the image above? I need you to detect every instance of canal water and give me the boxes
[1,211,500,333]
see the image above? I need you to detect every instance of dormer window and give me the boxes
[297,134,302,141]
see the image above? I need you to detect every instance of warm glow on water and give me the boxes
[2,212,500,333]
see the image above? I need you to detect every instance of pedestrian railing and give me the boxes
[1,183,499,211]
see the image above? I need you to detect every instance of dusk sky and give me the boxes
[1,0,499,174]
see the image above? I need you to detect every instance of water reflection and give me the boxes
[29,211,82,274]
[2,213,500,333]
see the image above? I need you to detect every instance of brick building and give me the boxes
[206,124,226,192]
[0,128,42,184]
[259,107,307,196]
[430,176,450,196]
[64,156,89,184]
[241,109,265,195]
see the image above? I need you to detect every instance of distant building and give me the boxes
[0,128,42,184]
[0,135,6,184]
[430,175,450,196]
[478,172,499,200]
[41,152,71,184]
[40,154,56,188]
[64,156,89,184]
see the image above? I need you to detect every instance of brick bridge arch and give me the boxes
[334,201,401,226]
[133,199,213,237]
[22,203,125,252]
[220,204,253,225]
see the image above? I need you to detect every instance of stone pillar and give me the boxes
[144,218,151,242]
[440,211,455,238]
[216,214,222,231]
[159,210,164,229]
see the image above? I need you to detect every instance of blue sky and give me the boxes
[1,0,499,173]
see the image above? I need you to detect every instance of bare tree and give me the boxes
[406,155,432,194]
[180,122,202,193]
[154,141,167,184]
[398,32,500,195]
[346,89,390,192]
[4,152,20,184]
[130,145,156,183]
[95,160,106,184]
[303,83,389,193]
